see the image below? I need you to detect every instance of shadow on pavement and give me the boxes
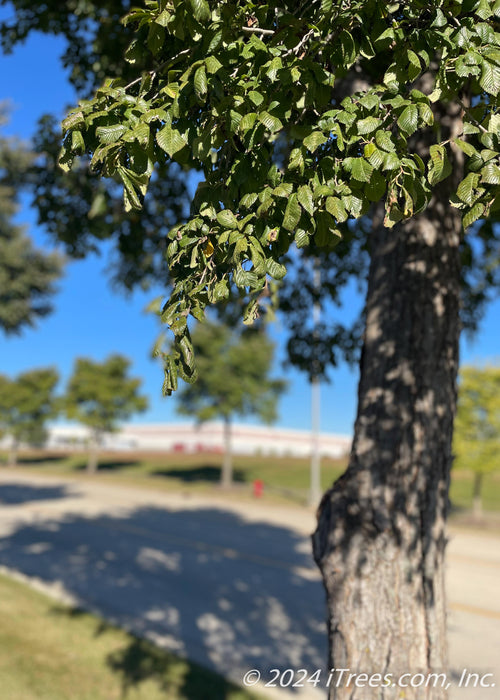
[0,504,327,693]
[0,483,73,505]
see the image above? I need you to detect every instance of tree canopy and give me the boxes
[57,0,500,390]
[176,320,286,422]
[0,367,59,464]
[175,319,286,486]
[0,1,498,376]
[65,354,148,433]
[0,115,63,333]
[65,354,148,472]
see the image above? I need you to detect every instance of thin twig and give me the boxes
[123,48,191,92]
[456,96,488,134]
[242,26,275,36]
[283,28,316,58]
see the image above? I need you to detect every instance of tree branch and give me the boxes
[242,26,275,36]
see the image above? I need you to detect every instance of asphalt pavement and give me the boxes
[0,470,498,699]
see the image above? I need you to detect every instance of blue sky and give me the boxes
[1,18,498,436]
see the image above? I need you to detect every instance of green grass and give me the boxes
[1,449,348,505]
[449,469,500,514]
[0,573,260,700]
[2,449,500,513]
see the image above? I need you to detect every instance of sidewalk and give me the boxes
[0,469,498,699]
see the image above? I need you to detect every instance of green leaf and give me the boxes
[314,211,341,247]
[239,112,258,132]
[480,58,500,96]
[397,104,418,136]
[189,0,211,22]
[375,130,396,152]
[365,145,385,169]
[457,173,480,205]
[259,112,283,133]
[194,65,207,100]
[463,202,484,228]
[273,183,293,197]
[303,131,328,153]
[453,138,478,157]
[297,185,314,216]
[62,111,85,131]
[71,130,85,154]
[283,193,301,231]
[216,210,239,228]
[351,157,374,183]
[428,144,452,185]
[288,148,304,171]
[357,116,382,135]
[156,125,187,157]
[240,192,258,208]
[205,56,222,74]
[266,57,282,82]
[266,258,287,280]
[248,91,264,107]
[96,124,128,144]
[407,50,422,81]
[325,196,348,222]
[212,279,230,302]
[364,170,386,201]
[417,103,434,126]
[481,162,500,184]
[294,229,310,248]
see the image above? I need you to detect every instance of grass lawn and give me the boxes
[0,572,260,700]
[1,449,499,513]
[1,449,348,505]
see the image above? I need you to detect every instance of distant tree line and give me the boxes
[0,355,147,472]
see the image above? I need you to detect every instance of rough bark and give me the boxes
[313,165,462,696]
[221,417,233,488]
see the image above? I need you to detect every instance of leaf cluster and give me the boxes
[58,0,500,385]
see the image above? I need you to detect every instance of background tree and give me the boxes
[0,113,63,333]
[453,365,500,518]
[0,368,59,466]
[65,355,148,473]
[174,321,286,487]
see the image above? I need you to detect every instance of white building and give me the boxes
[46,422,352,459]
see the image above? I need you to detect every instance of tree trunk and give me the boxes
[87,431,99,474]
[472,472,483,520]
[221,417,233,488]
[313,185,462,696]
[7,440,18,467]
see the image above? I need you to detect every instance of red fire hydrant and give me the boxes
[253,479,264,498]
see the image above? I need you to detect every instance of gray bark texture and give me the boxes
[313,104,464,698]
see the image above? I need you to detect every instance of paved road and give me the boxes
[0,471,498,699]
